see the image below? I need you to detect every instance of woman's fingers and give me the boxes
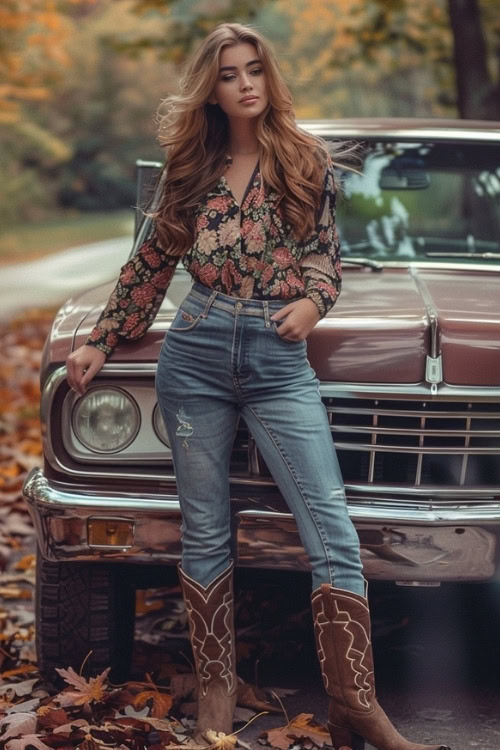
[66,346,106,396]
[68,359,87,396]
[81,352,105,389]
[66,355,81,394]
[275,297,321,340]
[270,301,296,322]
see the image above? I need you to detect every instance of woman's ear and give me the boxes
[207,95,218,105]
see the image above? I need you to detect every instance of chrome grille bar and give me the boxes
[333,442,500,454]
[326,407,500,418]
[323,395,500,489]
[331,426,500,437]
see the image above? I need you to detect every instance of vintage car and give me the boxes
[23,118,500,681]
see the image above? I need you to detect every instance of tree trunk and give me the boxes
[447,0,500,120]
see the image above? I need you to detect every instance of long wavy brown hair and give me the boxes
[147,22,360,256]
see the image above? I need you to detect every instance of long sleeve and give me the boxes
[298,160,342,318]
[85,226,179,357]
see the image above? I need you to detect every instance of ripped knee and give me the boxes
[175,405,194,449]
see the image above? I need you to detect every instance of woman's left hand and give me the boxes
[270,298,321,341]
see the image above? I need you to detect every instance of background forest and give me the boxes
[1,0,499,255]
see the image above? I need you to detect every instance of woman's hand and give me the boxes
[270,297,321,341]
[66,345,107,397]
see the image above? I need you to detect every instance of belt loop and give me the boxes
[201,290,217,318]
[263,301,271,328]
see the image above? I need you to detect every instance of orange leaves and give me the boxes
[54,666,111,706]
[0,587,31,600]
[261,713,331,750]
[273,0,458,118]
[0,462,22,481]
[14,555,36,572]
[0,0,91,121]
[0,663,38,679]
[203,729,238,750]
[0,303,334,750]
[133,688,173,718]
[130,672,173,718]
[0,308,52,533]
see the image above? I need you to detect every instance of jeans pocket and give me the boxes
[272,320,303,344]
[169,300,205,333]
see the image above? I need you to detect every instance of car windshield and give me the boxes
[336,140,500,265]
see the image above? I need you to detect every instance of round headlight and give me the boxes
[72,387,140,453]
[153,404,171,447]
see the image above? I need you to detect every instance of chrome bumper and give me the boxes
[23,467,500,583]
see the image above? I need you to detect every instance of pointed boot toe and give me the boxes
[312,582,452,750]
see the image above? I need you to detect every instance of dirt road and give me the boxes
[0,237,130,318]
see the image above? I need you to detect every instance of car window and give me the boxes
[336,141,500,264]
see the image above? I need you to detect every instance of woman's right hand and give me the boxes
[66,345,107,397]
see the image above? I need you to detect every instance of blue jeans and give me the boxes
[155,281,365,596]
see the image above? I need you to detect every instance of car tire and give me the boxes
[35,548,136,685]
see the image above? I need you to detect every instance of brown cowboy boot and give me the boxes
[177,560,238,746]
[311,581,452,750]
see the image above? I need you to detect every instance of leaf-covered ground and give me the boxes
[0,310,335,750]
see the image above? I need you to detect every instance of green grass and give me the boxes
[0,210,135,264]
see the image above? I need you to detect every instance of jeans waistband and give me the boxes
[189,282,291,325]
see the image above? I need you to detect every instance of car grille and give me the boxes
[239,397,500,489]
[326,397,500,488]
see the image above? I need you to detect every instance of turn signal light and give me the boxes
[87,517,134,548]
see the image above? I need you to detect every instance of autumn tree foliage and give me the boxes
[0,1,99,225]
[101,0,499,120]
[1,0,498,230]
[0,0,98,124]
[0,1,172,226]
[274,0,500,119]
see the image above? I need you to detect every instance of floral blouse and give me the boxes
[85,155,341,356]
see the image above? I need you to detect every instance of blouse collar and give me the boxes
[202,154,280,208]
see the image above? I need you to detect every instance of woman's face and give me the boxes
[209,42,268,120]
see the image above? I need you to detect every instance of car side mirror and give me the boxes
[134,159,164,237]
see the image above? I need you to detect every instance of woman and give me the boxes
[66,22,451,750]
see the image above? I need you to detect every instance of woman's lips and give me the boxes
[240,97,258,103]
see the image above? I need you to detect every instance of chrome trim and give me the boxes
[332,425,498,438]
[409,266,444,394]
[335,442,499,455]
[22,468,500,581]
[346,483,499,498]
[299,121,500,142]
[24,468,180,511]
[241,505,500,524]
[319,383,500,399]
[24,467,500,524]
[345,260,500,271]
[326,405,500,419]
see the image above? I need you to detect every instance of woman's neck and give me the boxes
[227,119,259,156]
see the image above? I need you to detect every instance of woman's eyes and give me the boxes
[221,68,262,81]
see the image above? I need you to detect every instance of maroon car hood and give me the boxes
[71,266,500,386]
[419,270,500,386]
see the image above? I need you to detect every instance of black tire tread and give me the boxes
[36,548,135,684]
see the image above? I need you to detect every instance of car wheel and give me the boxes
[35,547,136,685]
